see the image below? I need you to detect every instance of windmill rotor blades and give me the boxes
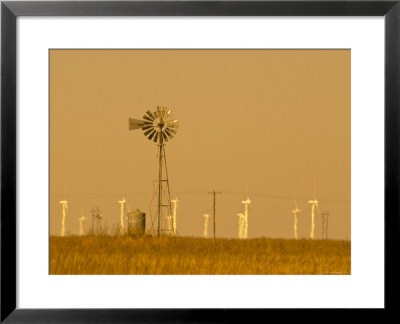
[143,115,153,122]
[153,132,159,143]
[161,107,170,118]
[167,120,178,127]
[163,109,172,118]
[142,125,153,131]
[144,128,154,136]
[167,127,177,134]
[162,132,169,142]
[164,128,173,138]
[148,129,157,140]
[130,107,178,143]
[146,110,156,120]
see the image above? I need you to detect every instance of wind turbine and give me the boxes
[171,197,179,236]
[203,214,209,238]
[117,197,126,235]
[237,213,245,239]
[291,199,301,240]
[308,195,319,240]
[77,212,87,236]
[241,197,251,239]
[59,200,68,237]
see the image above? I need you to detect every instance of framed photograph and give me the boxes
[1,0,399,321]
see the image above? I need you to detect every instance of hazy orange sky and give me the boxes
[50,49,350,239]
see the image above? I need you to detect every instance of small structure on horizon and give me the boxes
[128,209,146,236]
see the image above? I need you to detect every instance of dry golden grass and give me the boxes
[49,236,350,275]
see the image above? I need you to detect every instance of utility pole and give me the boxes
[208,191,222,242]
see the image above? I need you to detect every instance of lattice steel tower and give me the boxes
[129,107,179,237]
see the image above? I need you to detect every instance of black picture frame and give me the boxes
[1,0,399,322]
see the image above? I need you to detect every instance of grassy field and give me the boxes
[49,236,351,275]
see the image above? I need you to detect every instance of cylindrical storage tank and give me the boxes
[128,209,146,236]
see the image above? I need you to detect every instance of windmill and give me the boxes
[59,200,68,237]
[171,197,179,236]
[203,214,209,238]
[117,197,127,235]
[77,212,87,236]
[241,197,251,239]
[237,213,245,239]
[291,199,301,240]
[129,106,179,237]
[308,195,319,240]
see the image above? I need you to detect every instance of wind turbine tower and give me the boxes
[59,200,68,237]
[308,195,319,240]
[237,213,245,239]
[291,199,301,240]
[203,213,209,238]
[77,213,87,236]
[118,197,127,235]
[129,107,179,237]
[171,197,179,236]
[241,197,251,239]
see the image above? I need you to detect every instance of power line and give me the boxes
[52,190,349,203]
